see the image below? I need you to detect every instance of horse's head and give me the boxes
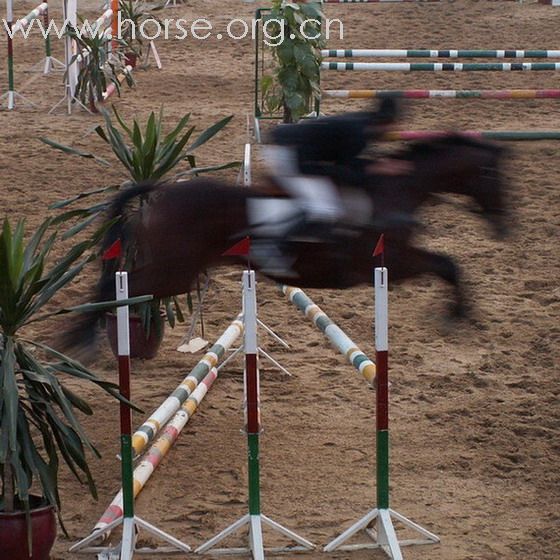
[425,134,513,239]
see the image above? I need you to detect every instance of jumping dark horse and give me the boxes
[62,134,510,356]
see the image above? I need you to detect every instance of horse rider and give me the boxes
[255,98,412,277]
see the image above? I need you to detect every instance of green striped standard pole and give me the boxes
[196,270,315,557]
[115,272,136,560]
[1,0,38,109]
[41,1,66,74]
[68,273,192,555]
[324,265,440,556]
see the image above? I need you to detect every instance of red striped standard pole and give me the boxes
[115,272,136,560]
[375,267,390,509]
[69,273,191,556]
[243,271,264,555]
[324,257,439,556]
[196,270,314,556]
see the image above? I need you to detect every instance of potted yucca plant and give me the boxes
[40,108,238,357]
[118,0,165,66]
[66,21,134,112]
[0,217,145,559]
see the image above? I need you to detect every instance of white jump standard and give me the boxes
[324,267,439,558]
[70,272,190,558]
[196,271,315,558]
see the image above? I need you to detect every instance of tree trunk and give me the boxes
[4,459,15,513]
[282,100,294,124]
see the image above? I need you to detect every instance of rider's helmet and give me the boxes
[370,98,400,126]
[364,98,400,141]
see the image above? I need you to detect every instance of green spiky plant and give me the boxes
[40,108,238,344]
[261,0,325,122]
[118,0,165,62]
[0,217,147,540]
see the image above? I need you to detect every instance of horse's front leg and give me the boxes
[387,244,469,319]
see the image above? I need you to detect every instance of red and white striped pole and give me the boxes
[325,236,439,555]
[115,272,136,560]
[196,262,314,556]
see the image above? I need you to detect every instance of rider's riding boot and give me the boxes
[250,239,298,279]
[250,211,331,279]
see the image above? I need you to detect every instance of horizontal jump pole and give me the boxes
[12,2,48,34]
[92,368,218,534]
[381,130,560,141]
[323,89,560,99]
[282,286,376,384]
[321,61,560,71]
[93,8,113,31]
[321,49,560,59]
[102,64,133,102]
[130,315,244,456]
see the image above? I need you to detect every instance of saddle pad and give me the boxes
[247,197,300,238]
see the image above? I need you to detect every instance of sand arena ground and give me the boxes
[0,1,559,558]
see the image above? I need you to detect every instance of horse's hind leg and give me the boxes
[389,245,469,318]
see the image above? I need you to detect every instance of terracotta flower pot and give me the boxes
[0,497,57,560]
[124,52,138,68]
[106,313,165,359]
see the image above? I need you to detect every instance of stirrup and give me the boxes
[250,239,298,279]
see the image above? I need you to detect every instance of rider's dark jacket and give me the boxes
[268,112,384,186]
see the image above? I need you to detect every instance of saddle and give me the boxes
[246,176,374,244]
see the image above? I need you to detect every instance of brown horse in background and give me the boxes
[62,134,511,357]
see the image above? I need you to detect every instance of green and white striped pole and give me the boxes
[321,49,560,59]
[322,61,560,72]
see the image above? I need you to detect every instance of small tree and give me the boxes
[261,1,325,123]
[118,0,164,62]
[0,217,146,534]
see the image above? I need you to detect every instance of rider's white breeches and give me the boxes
[262,145,344,222]
[277,176,344,221]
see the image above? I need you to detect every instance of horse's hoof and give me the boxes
[450,304,468,320]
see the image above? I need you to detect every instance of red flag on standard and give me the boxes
[102,239,122,261]
[222,236,251,257]
[372,234,385,257]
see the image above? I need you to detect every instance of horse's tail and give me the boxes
[101,182,160,255]
[58,182,160,363]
